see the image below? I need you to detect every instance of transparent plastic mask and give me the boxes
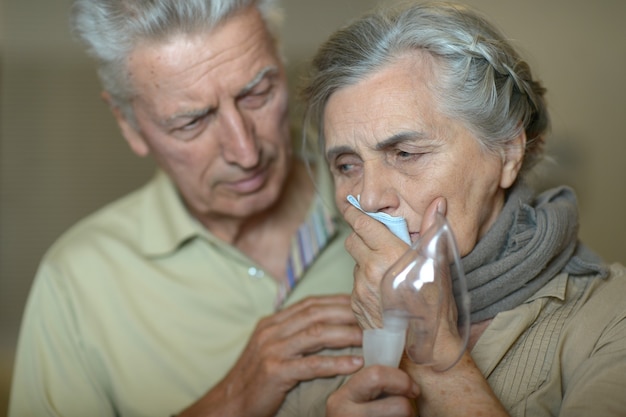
[364,212,470,371]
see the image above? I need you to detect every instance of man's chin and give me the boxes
[229,186,283,218]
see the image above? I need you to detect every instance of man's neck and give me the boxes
[202,159,317,280]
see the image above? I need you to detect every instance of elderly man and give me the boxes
[9,1,362,416]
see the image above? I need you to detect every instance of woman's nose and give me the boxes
[358,163,398,214]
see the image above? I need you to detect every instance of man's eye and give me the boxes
[181,118,201,131]
[240,88,272,109]
[170,115,210,141]
[175,112,215,133]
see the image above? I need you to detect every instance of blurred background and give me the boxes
[1,0,625,414]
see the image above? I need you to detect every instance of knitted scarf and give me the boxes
[461,182,609,323]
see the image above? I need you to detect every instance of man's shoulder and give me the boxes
[44,180,155,264]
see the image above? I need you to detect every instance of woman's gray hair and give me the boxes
[302,1,549,173]
[71,0,283,125]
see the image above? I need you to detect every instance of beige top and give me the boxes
[277,263,626,417]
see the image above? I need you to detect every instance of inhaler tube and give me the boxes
[363,212,470,371]
[362,315,408,367]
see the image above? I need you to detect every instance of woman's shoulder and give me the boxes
[569,262,626,331]
[592,262,626,295]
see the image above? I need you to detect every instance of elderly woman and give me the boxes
[279,2,626,417]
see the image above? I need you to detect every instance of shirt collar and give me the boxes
[138,159,342,259]
[525,272,569,303]
[139,170,207,257]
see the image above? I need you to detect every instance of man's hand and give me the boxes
[177,294,363,417]
[326,365,419,417]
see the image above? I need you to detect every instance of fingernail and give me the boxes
[437,199,447,215]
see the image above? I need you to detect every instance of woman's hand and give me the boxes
[342,198,447,330]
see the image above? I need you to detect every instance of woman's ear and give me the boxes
[101,91,150,157]
[500,129,526,189]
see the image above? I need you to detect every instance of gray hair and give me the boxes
[70,0,283,124]
[302,1,549,174]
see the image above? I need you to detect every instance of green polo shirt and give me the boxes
[9,170,355,417]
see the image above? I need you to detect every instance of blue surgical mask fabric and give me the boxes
[346,195,411,245]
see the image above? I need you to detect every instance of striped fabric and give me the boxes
[275,197,338,308]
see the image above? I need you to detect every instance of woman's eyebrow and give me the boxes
[375,130,427,150]
[325,130,428,160]
[325,145,354,162]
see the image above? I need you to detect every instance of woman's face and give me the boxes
[323,51,524,256]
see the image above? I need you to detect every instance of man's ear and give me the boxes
[500,129,526,189]
[101,91,150,157]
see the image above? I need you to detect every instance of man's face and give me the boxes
[118,7,291,228]
[323,52,522,256]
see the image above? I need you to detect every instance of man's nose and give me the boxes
[219,107,260,169]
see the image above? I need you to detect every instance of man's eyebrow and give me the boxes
[238,66,278,96]
[162,106,212,129]
[166,107,212,124]
[164,66,278,126]
[375,131,427,150]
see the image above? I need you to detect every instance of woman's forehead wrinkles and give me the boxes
[375,130,428,151]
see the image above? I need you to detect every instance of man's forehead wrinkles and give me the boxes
[157,66,277,127]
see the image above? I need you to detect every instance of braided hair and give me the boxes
[302,1,549,174]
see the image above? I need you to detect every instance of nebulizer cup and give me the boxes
[363,213,470,371]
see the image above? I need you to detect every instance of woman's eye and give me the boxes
[331,154,361,176]
[397,148,422,158]
[337,163,354,173]
[392,149,423,162]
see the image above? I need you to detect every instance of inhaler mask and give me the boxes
[348,195,470,371]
